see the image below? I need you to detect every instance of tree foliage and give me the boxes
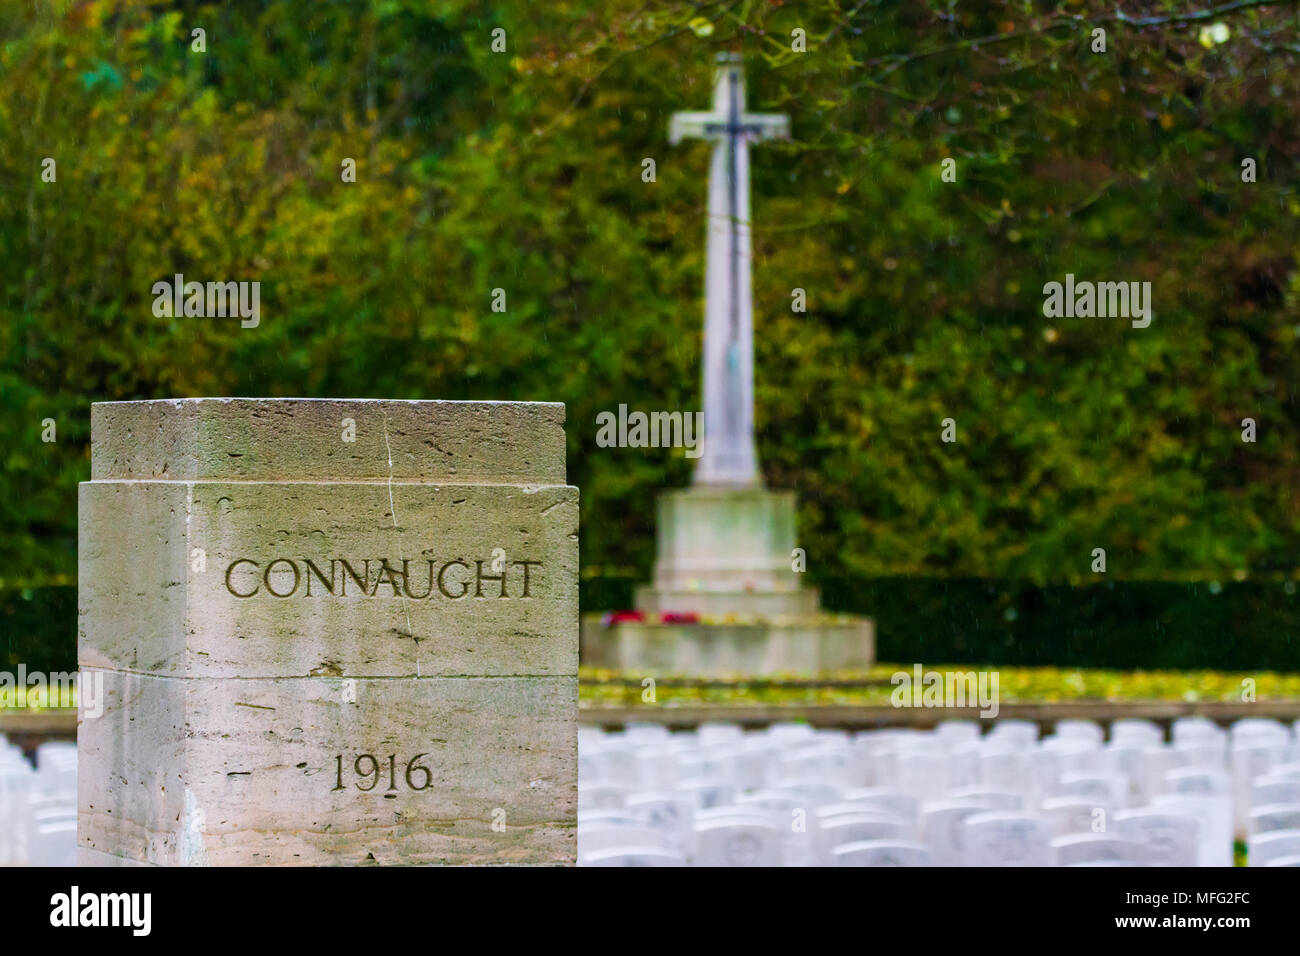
[2,0,1299,590]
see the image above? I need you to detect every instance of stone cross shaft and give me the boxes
[670,54,789,487]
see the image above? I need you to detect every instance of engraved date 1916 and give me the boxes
[332,753,432,792]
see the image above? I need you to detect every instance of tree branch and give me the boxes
[862,0,1284,78]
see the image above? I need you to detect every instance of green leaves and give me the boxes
[79,60,121,92]
[4,0,1300,597]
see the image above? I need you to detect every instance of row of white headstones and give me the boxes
[7,719,1300,867]
[578,717,1300,866]
[0,737,76,867]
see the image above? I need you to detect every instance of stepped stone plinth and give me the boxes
[580,57,873,677]
[582,488,872,676]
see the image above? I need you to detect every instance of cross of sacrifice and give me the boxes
[669,53,790,487]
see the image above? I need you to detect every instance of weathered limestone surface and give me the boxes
[80,481,575,679]
[90,398,567,484]
[80,672,576,866]
[79,399,577,866]
[635,588,819,618]
[581,617,874,674]
[588,485,874,676]
[645,487,802,594]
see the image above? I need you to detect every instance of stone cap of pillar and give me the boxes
[90,398,568,484]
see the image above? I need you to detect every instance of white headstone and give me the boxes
[693,818,786,866]
[1151,793,1232,866]
[816,812,912,863]
[1040,796,1111,837]
[1051,833,1142,866]
[1247,803,1300,836]
[962,812,1051,866]
[920,799,994,867]
[1111,719,1163,746]
[582,846,687,867]
[833,840,929,867]
[1252,778,1300,809]
[578,824,670,858]
[1114,808,1199,867]
[1248,829,1300,867]
[987,720,1039,749]
[948,787,1022,811]
[626,792,692,847]
[840,788,919,820]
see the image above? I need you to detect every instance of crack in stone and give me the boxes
[381,408,418,675]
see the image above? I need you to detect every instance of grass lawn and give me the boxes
[4,666,1297,713]
[578,664,1300,708]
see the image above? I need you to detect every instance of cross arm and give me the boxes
[742,112,790,141]
[669,111,722,145]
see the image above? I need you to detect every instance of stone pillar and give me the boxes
[78,399,577,865]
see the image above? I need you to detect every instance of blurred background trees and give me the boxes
[3,0,1298,613]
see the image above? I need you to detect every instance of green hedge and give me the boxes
[2,586,77,674]
[7,578,1298,675]
[582,575,1300,673]
[821,577,1300,672]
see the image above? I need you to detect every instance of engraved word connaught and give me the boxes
[223,556,541,599]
